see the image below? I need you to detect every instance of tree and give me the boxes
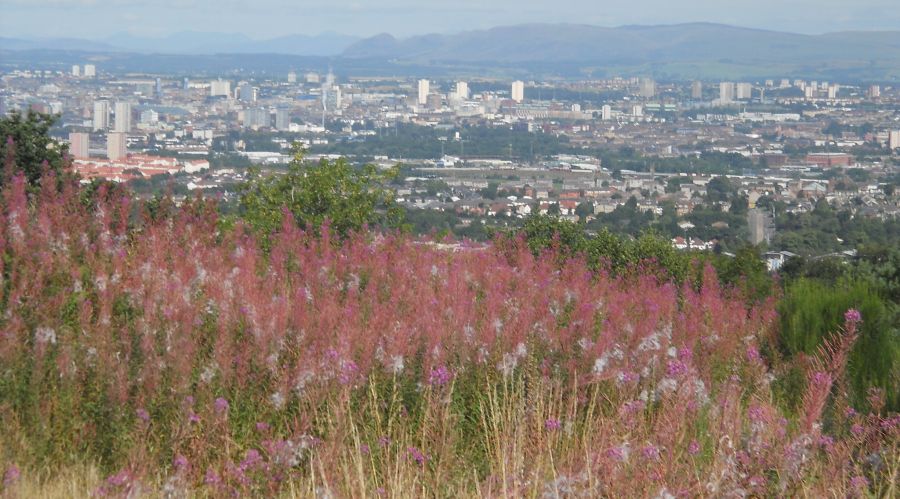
[0,111,69,187]
[575,201,594,221]
[238,144,403,239]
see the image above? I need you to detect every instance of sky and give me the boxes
[2,0,899,40]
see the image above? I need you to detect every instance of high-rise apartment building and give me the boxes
[92,100,109,131]
[889,130,900,150]
[868,85,881,98]
[114,102,132,133]
[736,83,752,100]
[68,132,89,159]
[107,132,127,161]
[417,79,430,105]
[71,65,81,77]
[511,80,525,103]
[287,71,297,83]
[456,81,469,100]
[719,82,735,102]
[210,79,231,97]
[691,81,703,100]
[638,78,656,98]
[601,105,612,120]
[83,64,96,77]
[275,108,290,131]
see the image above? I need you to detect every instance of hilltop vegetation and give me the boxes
[0,115,897,496]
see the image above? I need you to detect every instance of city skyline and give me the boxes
[3,0,899,40]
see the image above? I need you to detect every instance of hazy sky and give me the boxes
[2,0,898,39]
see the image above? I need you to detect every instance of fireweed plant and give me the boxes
[0,170,897,497]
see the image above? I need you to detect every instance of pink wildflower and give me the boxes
[544,418,561,431]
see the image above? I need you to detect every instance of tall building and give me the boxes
[631,104,643,117]
[748,208,774,245]
[71,65,81,77]
[868,85,881,98]
[691,81,703,100]
[210,79,231,97]
[456,81,469,100]
[601,104,612,120]
[92,100,109,131]
[238,83,257,102]
[107,132,127,161]
[275,108,290,131]
[113,102,132,133]
[155,78,162,96]
[638,78,656,98]
[243,107,270,129]
[417,79,430,105]
[889,130,900,150]
[306,72,320,84]
[183,77,190,90]
[287,71,297,84]
[511,80,525,103]
[68,132,89,159]
[719,82,735,102]
[83,64,96,77]
[736,83,752,100]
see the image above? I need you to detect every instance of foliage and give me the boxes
[0,111,69,188]
[237,144,403,239]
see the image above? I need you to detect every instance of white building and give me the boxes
[71,65,81,77]
[83,64,96,77]
[417,79,430,105]
[113,102,132,133]
[889,130,900,150]
[719,82,735,102]
[456,81,469,100]
[287,71,297,83]
[210,79,232,97]
[736,83,752,100]
[68,132,89,159]
[601,105,612,120]
[92,100,109,131]
[107,132,127,161]
[511,80,525,103]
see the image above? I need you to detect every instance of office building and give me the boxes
[71,65,81,77]
[306,72,320,84]
[92,100,109,131]
[68,132,89,159]
[140,109,159,125]
[691,81,703,100]
[107,132,127,161]
[83,64,96,77]
[417,79,430,105]
[511,80,525,103]
[113,102,132,133]
[736,83,752,100]
[748,208,774,245]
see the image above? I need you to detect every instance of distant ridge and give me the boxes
[342,22,900,67]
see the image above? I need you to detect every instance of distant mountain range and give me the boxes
[0,31,359,56]
[2,23,900,80]
[343,23,900,66]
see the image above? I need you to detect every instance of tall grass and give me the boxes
[0,172,897,496]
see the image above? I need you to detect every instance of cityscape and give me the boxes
[1,4,899,496]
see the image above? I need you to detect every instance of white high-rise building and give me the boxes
[113,102,132,133]
[417,79,430,105]
[456,81,469,100]
[92,100,109,131]
[631,104,643,117]
[601,105,612,120]
[83,64,96,77]
[275,108,290,131]
[868,85,881,98]
[69,132,89,159]
[511,80,525,103]
[719,82,735,102]
[889,130,900,150]
[736,83,752,100]
[71,65,81,77]
[691,81,703,100]
[638,78,656,98]
[210,79,231,97]
[107,132,127,161]
[287,71,297,83]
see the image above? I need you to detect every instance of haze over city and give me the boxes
[3,0,900,39]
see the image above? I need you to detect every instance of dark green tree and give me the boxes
[0,111,69,187]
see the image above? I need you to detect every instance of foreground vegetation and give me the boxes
[0,115,897,496]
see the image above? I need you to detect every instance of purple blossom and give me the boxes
[173,454,189,473]
[811,371,831,387]
[544,418,561,431]
[748,405,766,423]
[255,422,270,432]
[378,436,391,448]
[818,435,834,451]
[642,444,660,461]
[187,411,201,424]
[688,441,701,455]
[844,308,862,324]
[666,359,688,377]
[851,424,865,437]
[204,468,221,486]
[214,397,229,414]
[136,407,150,423]
[427,365,453,387]
[746,345,761,362]
[407,446,427,466]
[4,465,20,487]
[849,475,869,491]
[360,444,370,455]
[240,449,263,471]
